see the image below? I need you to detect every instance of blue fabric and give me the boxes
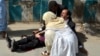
[0,0,7,31]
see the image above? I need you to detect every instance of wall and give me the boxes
[8,0,48,22]
[62,0,100,23]
[5,0,100,23]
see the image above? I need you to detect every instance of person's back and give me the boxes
[42,11,66,55]
[43,11,66,30]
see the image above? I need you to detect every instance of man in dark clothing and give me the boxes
[5,31,45,52]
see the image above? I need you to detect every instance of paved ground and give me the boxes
[0,22,100,56]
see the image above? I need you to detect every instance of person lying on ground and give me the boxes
[5,30,45,52]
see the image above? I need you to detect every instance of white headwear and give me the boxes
[43,11,57,24]
[43,11,66,29]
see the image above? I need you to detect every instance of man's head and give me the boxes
[49,1,58,13]
[61,9,69,20]
[61,8,71,20]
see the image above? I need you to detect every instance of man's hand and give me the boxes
[35,33,41,38]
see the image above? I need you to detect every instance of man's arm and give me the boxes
[68,18,76,32]
[35,31,45,38]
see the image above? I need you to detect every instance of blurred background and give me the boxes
[5,0,100,24]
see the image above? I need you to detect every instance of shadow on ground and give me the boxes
[77,32,88,43]
[13,45,45,53]
[77,32,88,56]
[93,27,100,37]
[87,24,100,37]
[7,28,38,38]
[0,27,38,40]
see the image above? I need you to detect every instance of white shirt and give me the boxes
[65,19,69,24]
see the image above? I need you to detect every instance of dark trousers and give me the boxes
[14,36,44,50]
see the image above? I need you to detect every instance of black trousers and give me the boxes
[14,36,45,50]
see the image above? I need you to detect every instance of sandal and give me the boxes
[41,51,50,56]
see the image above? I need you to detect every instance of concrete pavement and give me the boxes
[0,22,100,56]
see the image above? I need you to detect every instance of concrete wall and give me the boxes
[72,0,100,23]
[5,0,48,22]
[5,0,100,23]
[49,0,100,23]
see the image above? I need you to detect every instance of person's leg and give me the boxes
[15,35,35,45]
[12,39,39,51]
[37,41,45,47]
[5,34,12,48]
[43,30,55,55]
[2,31,6,38]
[5,34,29,48]
[5,34,35,48]
[15,38,29,45]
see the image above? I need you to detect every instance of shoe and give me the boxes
[5,34,12,48]
[11,39,16,52]
[41,51,50,56]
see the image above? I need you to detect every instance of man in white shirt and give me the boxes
[61,8,88,55]
[61,8,75,32]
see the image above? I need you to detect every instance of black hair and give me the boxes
[48,1,58,11]
[62,6,71,16]
[62,7,72,21]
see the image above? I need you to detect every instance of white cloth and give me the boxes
[43,11,66,30]
[50,26,78,56]
[65,19,69,24]
[45,30,55,52]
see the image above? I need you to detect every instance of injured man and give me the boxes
[5,30,45,52]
